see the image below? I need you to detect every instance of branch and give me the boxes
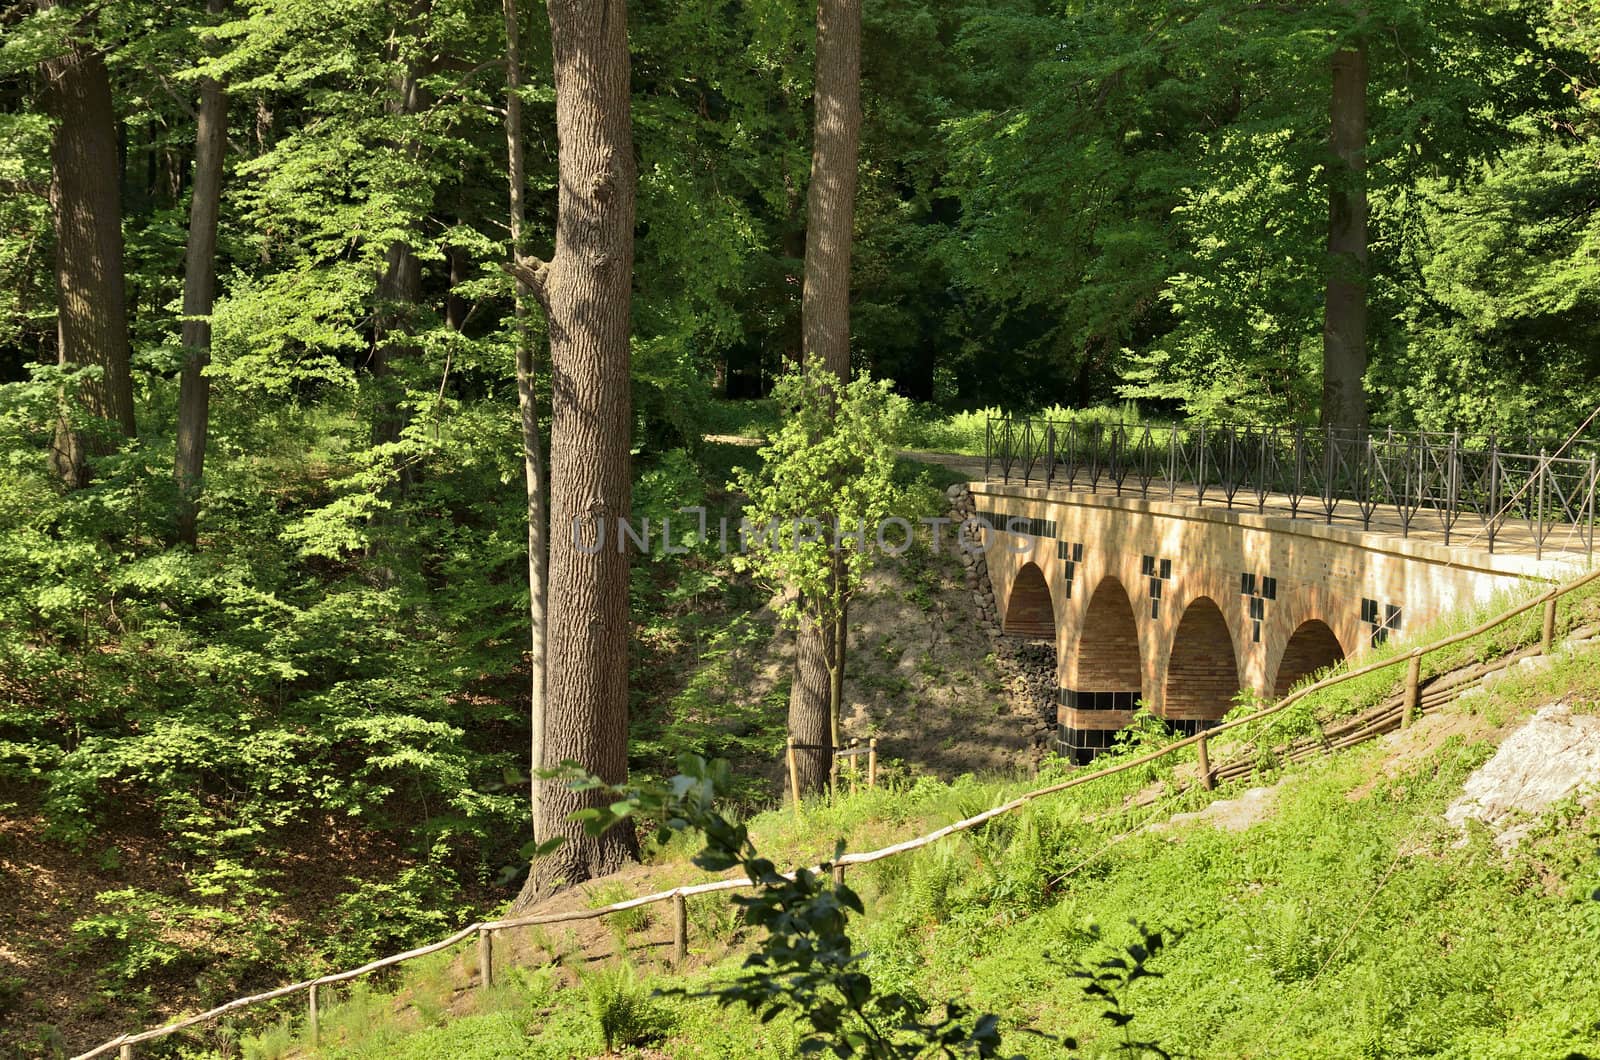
[500,253,551,310]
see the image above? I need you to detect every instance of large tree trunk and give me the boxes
[174,0,228,546]
[1321,30,1369,431]
[501,0,551,847]
[40,0,136,487]
[787,0,862,796]
[511,0,637,900]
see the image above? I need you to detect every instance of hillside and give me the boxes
[219,593,1600,1059]
[0,456,1047,1058]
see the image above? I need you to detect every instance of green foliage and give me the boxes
[730,358,912,638]
[582,962,674,1053]
[1057,921,1175,1058]
[561,755,1033,1058]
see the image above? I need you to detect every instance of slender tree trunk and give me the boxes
[787,0,862,795]
[510,0,637,900]
[1322,26,1369,431]
[445,244,469,332]
[371,64,424,464]
[174,0,228,546]
[501,0,551,847]
[40,0,136,487]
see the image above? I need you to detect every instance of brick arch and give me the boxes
[1163,596,1242,728]
[1070,576,1143,699]
[1003,562,1056,638]
[1271,619,1347,699]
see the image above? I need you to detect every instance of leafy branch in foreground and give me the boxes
[550,754,1045,1058]
[1051,920,1179,1059]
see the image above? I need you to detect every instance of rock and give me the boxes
[1166,786,1278,833]
[946,483,967,501]
[1445,701,1600,850]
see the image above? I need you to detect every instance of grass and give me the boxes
[704,397,1159,458]
[903,401,1156,457]
[222,580,1600,1058]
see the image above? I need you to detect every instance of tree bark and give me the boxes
[787,0,862,795]
[501,0,551,848]
[513,0,638,901]
[40,0,136,487]
[800,0,860,376]
[1322,28,1369,431]
[371,63,424,464]
[174,0,228,546]
[790,613,835,794]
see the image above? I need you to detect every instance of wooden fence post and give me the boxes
[867,738,878,789]
[1403,650,1422,727]
[1196,732,1213,791]
[1543,592,1557,655]
[477,927,494,991]
[850,738,860,796]
[120,1045,133,1060]
[672,891,688,967]
[831,864,845,889]
[786,736,802,815]
[308,982,320,1047]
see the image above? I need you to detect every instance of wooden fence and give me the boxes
[73,568,1600,1060]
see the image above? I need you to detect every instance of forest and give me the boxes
[2,0,1600,1055]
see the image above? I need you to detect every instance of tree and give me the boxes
[1322,3,1369,430]
[38,0,136,486]
[733,360,908,796]
[509,0,638,898]
[174,0,228,545]
[500,0,550,843]
[787,0,863,795]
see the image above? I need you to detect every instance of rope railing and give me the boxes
[73,567,1600,1060]
[983,417,1600,559]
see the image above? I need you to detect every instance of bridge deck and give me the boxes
[903,450,1593,574]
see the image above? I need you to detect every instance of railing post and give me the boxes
[832,863,846,888]
[1196,732,1213,791]
[1403,650,1422,728]
[786,736,801,817]
[309,982,320,1047]
[1488,433,1500,553]
[1537,448,1549,561]
[1446,430,1461,546]
[1542,591,1558,655]
[477,927,494,990]
[1589,455,1598,565]
[672,891,688,967]
[1047,423,1056,489]
[867,737,878,789]
[1167,424,1178,501]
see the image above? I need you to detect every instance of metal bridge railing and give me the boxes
[984,417,1599,560]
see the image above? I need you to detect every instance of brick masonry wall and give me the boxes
[1163,597,1240,721]
[1271,620,1346,699]
[1070,576,1142,694]
[974,482,1569,730]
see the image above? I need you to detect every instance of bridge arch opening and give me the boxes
[1164,597,1241,732]
[1003,562,1056,638]
[1272,620,1346,699]
[1060,577,1143,764]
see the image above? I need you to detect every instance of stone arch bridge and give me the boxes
[972,479,1583,763]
